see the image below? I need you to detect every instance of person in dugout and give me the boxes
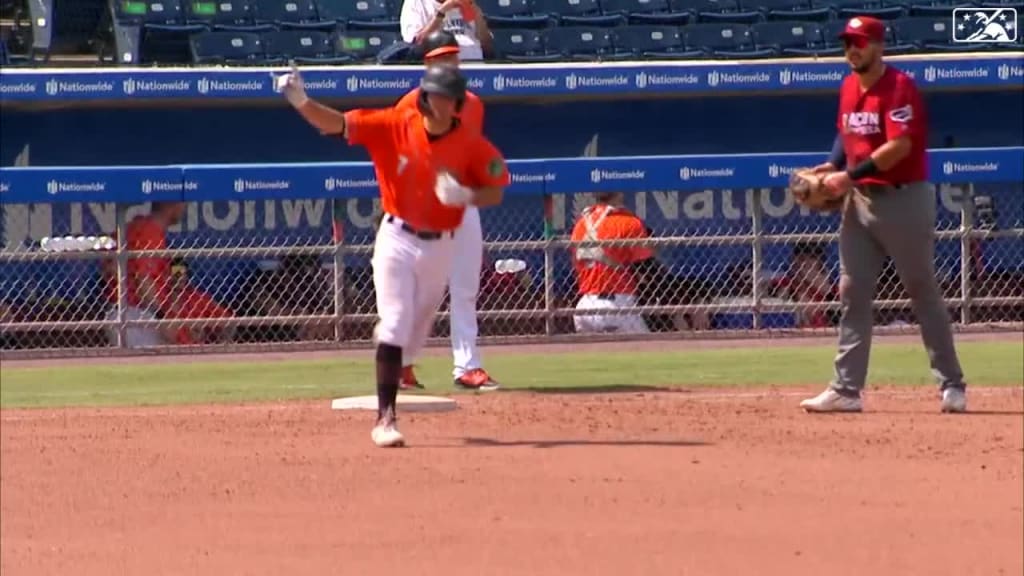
[569,191,664,334]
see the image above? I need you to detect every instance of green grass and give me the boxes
[1,341,1021,409]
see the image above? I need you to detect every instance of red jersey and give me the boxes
[837,65,928,185]
[105,214,170,308]
[395,88,485,134]
[344,105,509,232]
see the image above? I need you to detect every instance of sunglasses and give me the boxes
[843,36,871,50]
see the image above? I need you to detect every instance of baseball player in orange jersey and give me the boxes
[393,30,498,392]
[275,64,510,447]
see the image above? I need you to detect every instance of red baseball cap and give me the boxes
[839,16,886,43]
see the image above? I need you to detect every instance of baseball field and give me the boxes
[2,333,1022,576]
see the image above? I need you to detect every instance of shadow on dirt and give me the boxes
[454,436,712,449]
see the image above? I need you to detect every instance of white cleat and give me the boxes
[941,387,967,414]
[371,420,406,447]
[800,388,863,413]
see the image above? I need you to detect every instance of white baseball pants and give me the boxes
[448,206,483,378]
[573,294,650,334]
[372,215,455,362]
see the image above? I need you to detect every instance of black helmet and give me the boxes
[418,65,467,113]
[420,29,459,60]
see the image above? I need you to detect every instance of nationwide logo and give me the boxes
[942,161,1000,175]
[346,77,413,92]
[324,177,378,191]
[0,182,10,193]
[997,64,1023,80]
[634,71,700,89]
[300,78,339,91]
[511,172,557,184]
[0,82,37,94]
[923,65,990,83]
[467,77,484,90]
[768,164,802,178]
[590,169,645,184]
[140,180,186,194]
[233,178,290,193]
[122,78,191,95]
[778,68,844,86]
[565,73,630,91]
[492,74,558,92]
[197,78,263,94]
[45,180,107,194]
[44,79,115,96]
[678,166,736,181]
[706,70,771,87]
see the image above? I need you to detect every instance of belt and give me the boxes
[592,293,626,301]
[385,214,452,240]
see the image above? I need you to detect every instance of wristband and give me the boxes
[846,158,879,180]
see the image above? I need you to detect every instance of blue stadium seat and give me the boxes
[894,16,963,51]
[686,0,761,24]
[601,0,690,25]
[753,0,831,21]
[476,0,551,28]
[189,30,266,63]
[184,0,272,31]
[615,24,700,57]
[823,0,906,20]
[110,0,206,65]
[335,30,401,60]
[318,0,399,30]
[978,0,1023,8]
[683,22,773,57]
[751,20,825,55]
[543,25,632,59]
[537,0,625,26]
[262,29,351,63]
[250,0,334,30]
[903,0,975,17]
[490,28,562,61]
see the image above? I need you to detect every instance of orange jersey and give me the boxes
[570,204,654,296]
[344,105,509,232]
[105,214,170,308]
[395,87,485,134]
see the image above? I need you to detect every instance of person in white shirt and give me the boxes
[400,0,493,61]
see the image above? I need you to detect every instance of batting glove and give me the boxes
[434,172,473,206]
[273,63,309,109]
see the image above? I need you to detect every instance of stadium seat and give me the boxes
[189,30,266,63]
[683,22,773,57]
[250,0,334,30]
[903,0,975,18]
[110,0,206,65]
[262,29,351,63]
[894,16,964,51]
[687,0,761,24]
[537,0,625,26]
[184,0,273,32]
[317,0,399,30]
[823,0,906,20]
[335,30,402,60]
[600,0,690,25]
[751,20,826,55]
[978,0,1023,8]
[614,24,700,57]
[490,28,562,61]
[543,25,632,59]
[754,0,831,21]
[476,0,551,28]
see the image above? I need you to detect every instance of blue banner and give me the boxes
[2,147,1020,205]
[1,55,1021,104]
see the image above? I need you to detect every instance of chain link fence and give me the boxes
[1,181,1021,358]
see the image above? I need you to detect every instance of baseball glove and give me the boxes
[788,169,845,212]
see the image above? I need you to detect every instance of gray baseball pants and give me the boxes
[831,181,966,394]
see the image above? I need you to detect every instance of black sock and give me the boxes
[375,343,402,422]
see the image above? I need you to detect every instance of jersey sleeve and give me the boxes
[884,76,923,142]
[343,108,397,150]
[622,216,655,263]
[399,0,429,43]
[465,138,511,188]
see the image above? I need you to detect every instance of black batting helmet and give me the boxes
[420,29,460,60]
[418,65,467,114]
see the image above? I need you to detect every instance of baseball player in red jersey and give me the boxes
[392,30,499,392]
[800,16,968,414]
[275,64,510,447]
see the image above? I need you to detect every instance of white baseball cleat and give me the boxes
[941,387,967,413]
[371,420,406,447]
[800,388,863,413]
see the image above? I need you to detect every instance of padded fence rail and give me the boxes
[1,148,1022,357]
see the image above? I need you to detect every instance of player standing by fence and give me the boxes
[799,16,968,414]
[275,64,510,446]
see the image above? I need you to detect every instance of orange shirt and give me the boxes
[105,214,170,308]
[570,204,653,296]
[395,87,485,134]
[344,105,509,232]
